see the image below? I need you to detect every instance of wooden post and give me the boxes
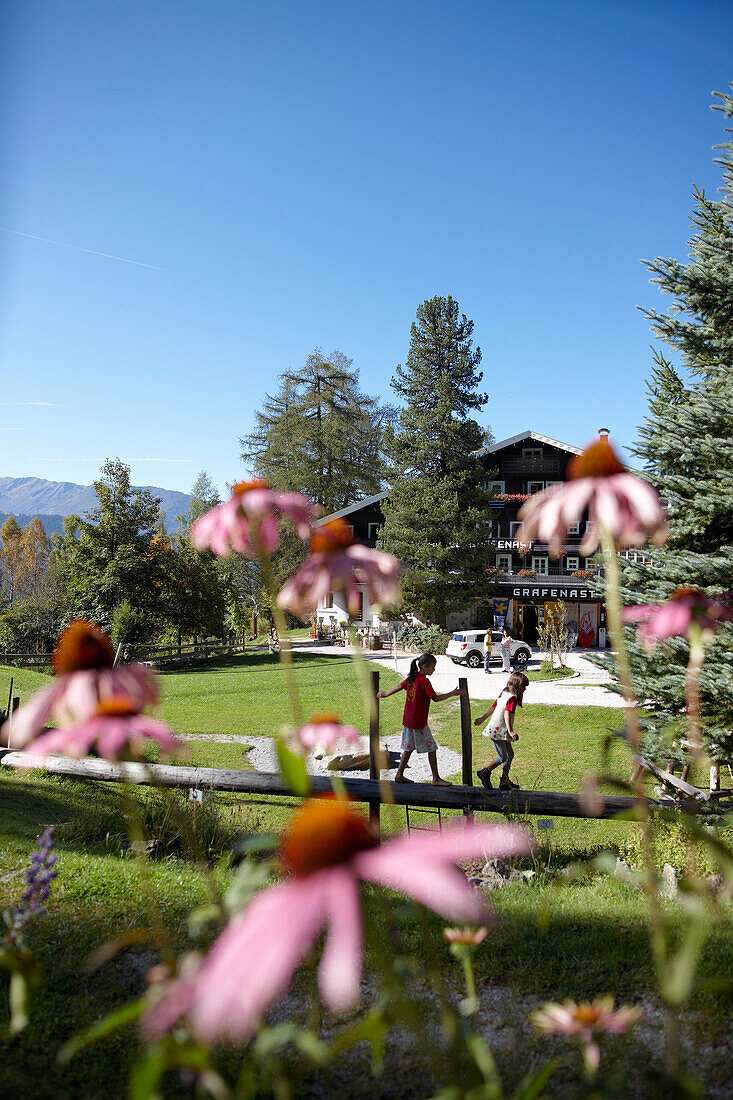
[369,670,381,834]
[711,764,721,794]
[6,697,20,750]
[459,676,473,820]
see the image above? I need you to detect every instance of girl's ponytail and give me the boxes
[408,652,436,683]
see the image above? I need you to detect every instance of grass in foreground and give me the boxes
[1,656,732,1096]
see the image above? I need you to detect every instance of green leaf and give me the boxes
[276,740,311,796]
[9,970,31,1035]
[223,859,270,918]
[128,1045,166,1100]
[229,832,280,863]
[59,997,145,1063]
[658,899,709,1008]
[511,1060,559,1100]
[253,1022,328,1065]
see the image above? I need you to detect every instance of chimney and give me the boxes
[597,427,610,441]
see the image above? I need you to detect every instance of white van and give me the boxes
[445,629,531,670]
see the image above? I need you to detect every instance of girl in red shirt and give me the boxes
[378,652,465,786]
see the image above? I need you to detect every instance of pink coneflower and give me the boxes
[517,438,667,557]
[1,621,158,749]
[443,926,487,947]
[26,696,180,760]
[623,587,733,651]
[295,712,362,753]
[532,996,641,1076]
[190,479,314,558]
[143,798,530,1042]
[277,519,401,618]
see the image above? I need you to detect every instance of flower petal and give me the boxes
[317,867,363,1012]
[188,877,327,1042]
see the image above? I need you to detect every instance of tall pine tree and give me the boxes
[379,296,495,624]
[240,349,394,512]
[619,90,733,764]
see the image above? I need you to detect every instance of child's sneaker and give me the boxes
[499,775,520,790]
[476,767,493,789]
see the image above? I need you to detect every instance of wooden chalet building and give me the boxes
[313,430,631,647]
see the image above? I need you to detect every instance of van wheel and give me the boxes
[466,652,482,668]
[513,651,529,669]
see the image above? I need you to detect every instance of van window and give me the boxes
[452,634,465,642]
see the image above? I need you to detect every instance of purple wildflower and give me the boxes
[10,828,59,933]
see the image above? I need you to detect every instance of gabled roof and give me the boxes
[475,430,583,458]
[314,489,389,526]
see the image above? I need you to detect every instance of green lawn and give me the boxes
[1,656,731,1097]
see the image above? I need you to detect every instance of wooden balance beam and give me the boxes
[0,751,637,820]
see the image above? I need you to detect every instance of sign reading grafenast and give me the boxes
[509,585,595,602]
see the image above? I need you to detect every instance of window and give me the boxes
[523,447,542,463]
[566,556,579,572]
[482,518,494,535]
[496,554,512,573]
[585,558,599,572]
[527,480,545,495]
[532,556,549,574]
[324,591,334,608]
[567,521,580,535]
[545,481,562,496]
[349,590,365,621]
[487,480,505,495]
[509,521,521,539]
[367,522,380,541]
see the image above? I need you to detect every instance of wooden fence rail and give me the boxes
[0,751,638,820]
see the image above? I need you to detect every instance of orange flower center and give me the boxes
[232,479,270,496]
[309,518,354,555]
[310,711,340,724]
[573,1006,601,1025]
[567,438,625,480]
[279,797,378,877]
[96,696,139,718]
[52,620,114,675]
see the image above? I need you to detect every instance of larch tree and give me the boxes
[618,90,733,766]
[379,295,496,624]
[240,349,394,513]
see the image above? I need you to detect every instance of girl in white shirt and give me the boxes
[473,672,529,790]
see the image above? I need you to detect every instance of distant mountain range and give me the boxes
[0,477,191,537]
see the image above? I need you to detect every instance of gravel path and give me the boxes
[179,732,462,783]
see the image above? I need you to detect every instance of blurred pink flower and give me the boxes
[1,621,158,749]
[623,587,733,651]
[517,438,667,557]
[443,926,488,946]
[295,713,362,752]
[277,519,400,618]
[190,479,314,558]
[25,700,180,760]
[532,996,641,1076]
[143,798,530,1043]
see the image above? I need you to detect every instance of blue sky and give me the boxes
[2,0,731,497]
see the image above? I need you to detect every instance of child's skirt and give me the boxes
[401,725,438,753]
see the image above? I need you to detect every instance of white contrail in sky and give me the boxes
[40,456,193,463]
[0,401,60,407]
[0,227,167,271]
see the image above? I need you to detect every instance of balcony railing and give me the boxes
[500,457,562,475]
[495,569,601,583]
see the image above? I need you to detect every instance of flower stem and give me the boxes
[347,626,395,811]
[600,527,639,753]
[685,621,705,764]
[255,531,302,728]
[600,529,672,1074]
